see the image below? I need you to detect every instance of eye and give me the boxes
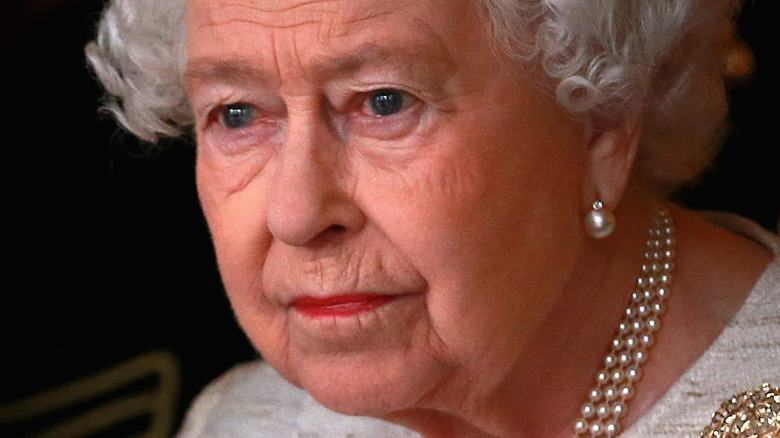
[366,89,412,117]
[220,103,256,128]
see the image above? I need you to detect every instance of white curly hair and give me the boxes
[85,0,742,192]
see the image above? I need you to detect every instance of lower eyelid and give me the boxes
[203,119,282,154]
[349,99,425,141]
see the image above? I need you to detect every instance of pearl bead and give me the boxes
[605,354,617,368]
[647,317,660,332]
[582,402,596,418]
[605,386,618,401]
[626,367,641,382]
[585,205,616,239]
[597,372,610,385]
[596,404,611,419]
[575,419,589,434]
[620,385,635,400]
[605,421,620,436]
[589,388,603,402]
[612,402,626,417]
[634,351,647,364]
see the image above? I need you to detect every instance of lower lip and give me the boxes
[291,293,396,318]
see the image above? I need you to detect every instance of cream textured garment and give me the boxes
[177,214,780,438]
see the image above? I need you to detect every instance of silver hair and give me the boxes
[85,0,742,192]
[482,0,741,191]
[85,0,188,141]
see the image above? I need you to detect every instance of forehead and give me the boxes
[185,0,485,77]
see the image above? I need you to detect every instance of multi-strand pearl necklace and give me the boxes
[571,207,676,437]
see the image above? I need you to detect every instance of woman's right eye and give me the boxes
[219,103,256,129]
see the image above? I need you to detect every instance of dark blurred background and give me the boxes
[0,0,777,437]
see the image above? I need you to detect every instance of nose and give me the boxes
[266,114,365,247]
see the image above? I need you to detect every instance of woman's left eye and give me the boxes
[365,89,415,117]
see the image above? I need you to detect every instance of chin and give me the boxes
[288,346,448,417]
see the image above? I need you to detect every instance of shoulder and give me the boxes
[176,360,422,438]
[624,213,780,437]
[175,361,305,437]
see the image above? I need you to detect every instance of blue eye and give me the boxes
[220,103,256,128]
[368,89,406,117]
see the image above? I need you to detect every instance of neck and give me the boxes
[500,188,663,437]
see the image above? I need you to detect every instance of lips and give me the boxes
[290,293,397,318]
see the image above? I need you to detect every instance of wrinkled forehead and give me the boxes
[187,0,400,30]
[185,0,484,67]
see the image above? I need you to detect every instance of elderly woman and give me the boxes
[86,0,779,436]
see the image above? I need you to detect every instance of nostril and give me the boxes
[327,224,347,233]
[305,224,349,247]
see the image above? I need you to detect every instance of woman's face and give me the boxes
[187,0,590,416]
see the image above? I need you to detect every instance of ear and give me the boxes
[582,118,641,210]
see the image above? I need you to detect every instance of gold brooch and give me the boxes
[701,383,779,437]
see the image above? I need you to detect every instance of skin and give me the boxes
[185,0,773,436]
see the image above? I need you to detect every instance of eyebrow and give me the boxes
[185,43,455,88]
[186,58,270,88]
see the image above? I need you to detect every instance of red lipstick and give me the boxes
[291,293,395,318]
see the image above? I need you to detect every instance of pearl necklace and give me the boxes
[571,208,676,437]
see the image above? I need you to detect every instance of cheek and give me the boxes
[359,111,586,364]
[197,160,296,364]
[195,152,272,305]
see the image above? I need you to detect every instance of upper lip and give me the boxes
[267,264,428,308]
[282,288,420,308]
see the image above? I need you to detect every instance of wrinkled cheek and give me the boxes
[198,177,288,361]
[195,159,272,307]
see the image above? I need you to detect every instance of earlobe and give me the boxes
[582,118,641,210]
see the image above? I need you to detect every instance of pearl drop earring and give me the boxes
[585,200,616,239]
